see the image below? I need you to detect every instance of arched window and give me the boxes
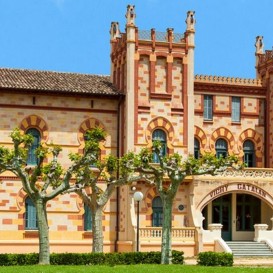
[26,128,41,165]
[215,138,228,158]
[84,204,92,231]
[243,140,255,167]
[152,196,163,227]
[152,129,167,163]
[25,197,37,230]
[194,138,200,159]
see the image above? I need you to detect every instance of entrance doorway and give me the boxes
[202,193,262,241]
[212,194,232,241]
[236,194,261,232]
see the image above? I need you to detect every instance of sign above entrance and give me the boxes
[209,183,267,199]
[237,183,266,198]
[197,182,273,211]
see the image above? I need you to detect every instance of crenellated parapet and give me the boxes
[195,74,263,87]
[257,50,273,64]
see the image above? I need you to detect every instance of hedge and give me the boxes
[0,250,184,266]
[197,251,233,266]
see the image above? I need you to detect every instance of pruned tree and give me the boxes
[67,128,143,253]
[132,141,241,264]
[0,128,106,264]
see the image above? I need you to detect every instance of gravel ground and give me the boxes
[184,257,273,266]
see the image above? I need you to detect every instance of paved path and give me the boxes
[184,257,273,266]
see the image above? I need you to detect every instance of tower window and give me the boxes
[152,129,167,163]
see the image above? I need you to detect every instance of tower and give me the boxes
[110,5,196,251]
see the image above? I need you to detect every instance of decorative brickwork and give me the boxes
[19,115,49,141]
[17,188,27,230]
[171,58,183,108]
[138,55,150,106]
[77,118,106,155]
[155,57,167,93]
[146,117,174,153]
[143,187,159,225]
[210,127,235,154]
[195,75,263,86]
[194,126,206,153]
[238,129,263,166]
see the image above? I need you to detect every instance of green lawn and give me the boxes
[0,265,272,273]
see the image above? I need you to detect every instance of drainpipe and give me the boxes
[264,96,268,167]
[115,94,123,252]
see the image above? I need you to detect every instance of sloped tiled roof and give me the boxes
[0,68,122,96]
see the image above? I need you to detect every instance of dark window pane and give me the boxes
[25,197,37,230]
[26,128,41,165]
[152,129,167,163]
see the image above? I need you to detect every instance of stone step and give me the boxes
[226,241,273,257]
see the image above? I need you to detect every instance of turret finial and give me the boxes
[126,5,136,25]
[255,36,264,54]
[186,11,196,31]
[110,22,121,40]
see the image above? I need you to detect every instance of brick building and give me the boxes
[0,5,273,256]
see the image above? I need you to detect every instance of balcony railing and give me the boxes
[139,227,195,241]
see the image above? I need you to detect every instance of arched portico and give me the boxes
[191,170,273,241]
[197,182,273,211]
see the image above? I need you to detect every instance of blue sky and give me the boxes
[0,0,272,78]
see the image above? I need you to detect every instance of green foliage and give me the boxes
[152,140,162,156]
[106,155,118,175]
[0,251,183,266]
[10,128,33,147]
[0,146,13,165]
[0,253,39,266]
[85,127,107,143]
[42,161,64,188]
[197,251,233,266]
[171,250,184,264]
[69,152,81,163]
[138,148,153,167]
[35,145,49,162]
[119,152,138,176]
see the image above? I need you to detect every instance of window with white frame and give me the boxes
[204,95,213,120]
[232,97,241,122]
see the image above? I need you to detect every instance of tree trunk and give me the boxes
[161,196,173,264]
[36,198,50,265]
[92,205,104,252]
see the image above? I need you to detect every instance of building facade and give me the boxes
[0,5,273,256]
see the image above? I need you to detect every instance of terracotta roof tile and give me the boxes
[0,68,121,96]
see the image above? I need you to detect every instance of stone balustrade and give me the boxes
[139,227,195,241]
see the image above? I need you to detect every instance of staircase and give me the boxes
[226,241,273,257]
